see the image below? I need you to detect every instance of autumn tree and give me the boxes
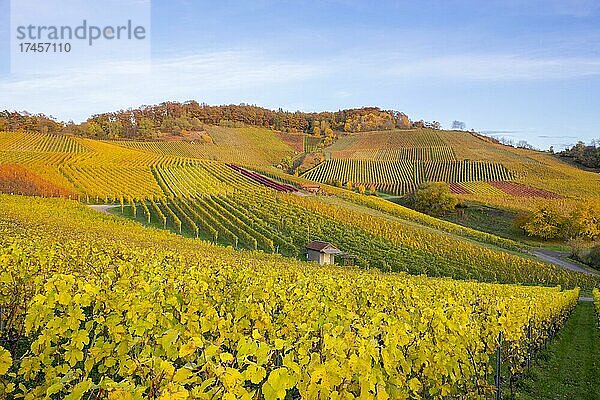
[559,140,600,169]
[518,206,567,239]
[566,202,600,240]
[81,121,105,138]
[412,182,458,216]
[106,120,124,139]
[138,117,156,139]
[517,202,600,241]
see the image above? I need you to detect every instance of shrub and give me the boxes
[412,181,458,216]
[589,246,600,269]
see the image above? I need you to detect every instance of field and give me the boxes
[107,126,298,166]
[0,195,582,399]
[300,129,600,212]
[303,159,513,195]
[0,129,599,399]
[1,130,594,287]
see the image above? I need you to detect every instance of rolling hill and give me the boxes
[0,116,599,399]
[302,128,600,212]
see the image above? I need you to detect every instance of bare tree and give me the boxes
[451,120,466,130]
[516,140,536,150]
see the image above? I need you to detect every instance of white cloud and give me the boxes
[0,50,330,120]
[384,54,600,81]
[3,48,600,122]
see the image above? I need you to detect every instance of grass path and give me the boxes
[513,301,600,399]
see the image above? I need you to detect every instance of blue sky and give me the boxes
[1,0,600,149]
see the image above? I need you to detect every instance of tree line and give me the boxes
[0,103,443,140]
[558,140,600,169]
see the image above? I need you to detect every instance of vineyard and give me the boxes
[303,135,321,153]
[107,125,297,165]
[0,163,74,197]
[118,173,594,287]
[0,130,597,288]
[302,159,513,195]
[312,128,600,210]
[0,128,600,399]
[0,195,584,399]
[449,181,562,199]
[306,129,523,195]
[2,131,88,153]
[327,130,456,162]
[3,127,598,214]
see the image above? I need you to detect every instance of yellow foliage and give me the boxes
[0,194,581,399]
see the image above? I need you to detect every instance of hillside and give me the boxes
[106,125,301,166]
[0,123,598,399]
[0,194,582,399]
[302,128,600,212]
[1,130,594,286]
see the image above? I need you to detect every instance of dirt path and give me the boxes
[88,204,119,215]
[531,249,599,276]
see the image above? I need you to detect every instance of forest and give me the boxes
[0,104,437,140]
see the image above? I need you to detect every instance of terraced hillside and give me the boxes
[107,125,298,165]
[306,129,600,211]
[326,129,455,161]
[0,127,598,400]
[0,130,594,287]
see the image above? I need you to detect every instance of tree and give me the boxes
[81,121,104,137]
[559,140,600,169]
[517,201,600,241]
[516,140,535,150]
[452,121,466,130]
[566,202,600,240]
[589,246,600,269]
[517,206,567,240]
[312,124,321,137]
[138,117,156,139]
[160,117,180,136]
[106,121,124,139]
[412,182,458,216]
[425,121,441,130]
